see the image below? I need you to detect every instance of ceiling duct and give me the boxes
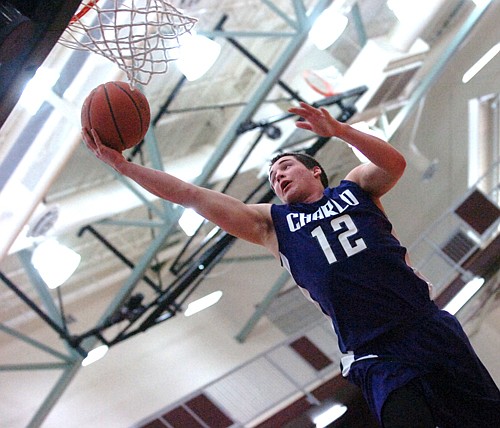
[335,0,468,122]
[336,37,428,122]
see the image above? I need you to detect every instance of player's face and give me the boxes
[269,156,323,204]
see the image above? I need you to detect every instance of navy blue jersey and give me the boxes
[271,180,500,424]
[271,180,436,353]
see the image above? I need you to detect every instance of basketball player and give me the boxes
[83,102,500,427]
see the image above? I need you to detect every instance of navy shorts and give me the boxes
[347,310,500,427]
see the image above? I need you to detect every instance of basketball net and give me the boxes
[58,0,198,86]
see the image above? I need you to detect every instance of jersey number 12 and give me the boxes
[311,214,367,264]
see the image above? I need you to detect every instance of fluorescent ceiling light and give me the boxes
[81,345,109,367]
[313,403,348,427]
[443,277,485,315]
[462,42,500,83]
[387,0,435,23]
[178,208,205,236]
[309,7,348,50]
[18,67,59,116]
[176,34,221,81]
[184,291,223,317]
[31,239,81,289]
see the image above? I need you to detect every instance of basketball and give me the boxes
[81,81,151,151]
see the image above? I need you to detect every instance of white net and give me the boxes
[59,0,198,86]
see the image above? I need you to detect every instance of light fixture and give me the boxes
[309,7,348,50]
[176,33,221,81]
[178,208,205,236]
[31,239,81,289]
[387,0,435,23]
[462,42,500,83]
[443,276,485,315]
[81,344,109,367]
[18,66,60,116]
[312,403,348,427]
[184,290,223,317]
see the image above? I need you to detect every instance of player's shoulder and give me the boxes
[248,202,273,221]
[328,179,364,194]
[343,163,365,184]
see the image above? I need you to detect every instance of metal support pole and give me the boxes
[194,0,333,186]
[387,0,493,139]
[0,270,86,357]
[236,270,291,342]
[27,363,82,428]
[0,323,72,363]
[79,225,162,292]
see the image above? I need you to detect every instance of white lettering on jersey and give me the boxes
[286,189,360,232]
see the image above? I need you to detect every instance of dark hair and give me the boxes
[269,152,329,188]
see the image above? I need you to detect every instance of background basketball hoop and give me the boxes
[303,69,336,97]
[58,0,198,86]
[302,66,342,97]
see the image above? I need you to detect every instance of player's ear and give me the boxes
[312,166,322,179]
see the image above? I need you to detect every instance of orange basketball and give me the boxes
[81,81,151,151]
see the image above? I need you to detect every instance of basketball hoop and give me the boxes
[59,0,198,86]
[303,69,336,97]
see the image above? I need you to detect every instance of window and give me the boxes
[468,94,500,197]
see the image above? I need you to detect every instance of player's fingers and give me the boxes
[288,106,307,116]
[82,129,105,157]
[90,129,108,154]
[289,110,316,125]
[319,107,332,118]
[81,127,91,141]
[294,121,312,131]
[81,128,96,149]
[300,103,326,118]
[90,128,101,143]
[298,101,316,111]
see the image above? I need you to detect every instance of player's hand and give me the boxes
[82,127,126,168]
[288,102,342,138]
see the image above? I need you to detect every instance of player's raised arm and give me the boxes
[82,128,278,253]
[288,102,406,197]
